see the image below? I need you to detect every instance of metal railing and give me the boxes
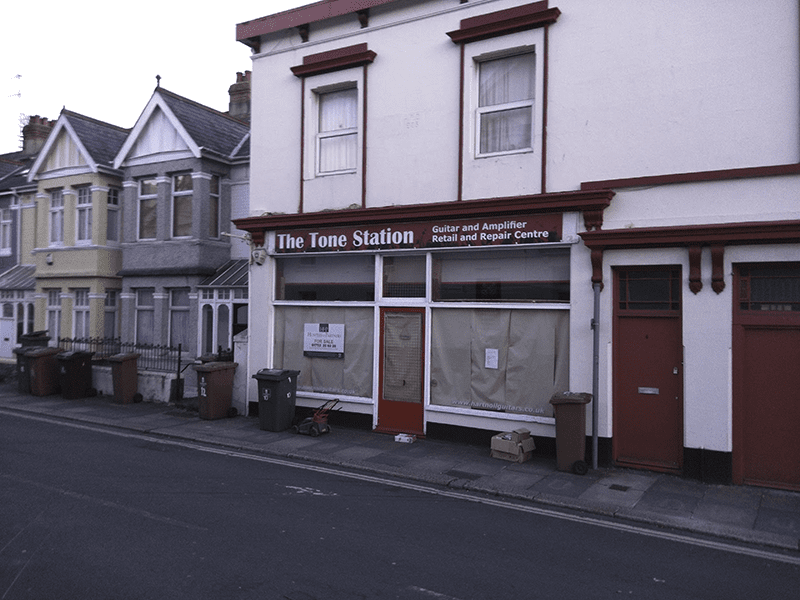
[58,337,184,373]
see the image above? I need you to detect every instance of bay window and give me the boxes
[138,179,158,240]
[172,174,193,238]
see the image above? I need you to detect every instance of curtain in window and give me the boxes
[430,308,568,417]
[318,88,358,172]
[478,53,534,154]
[274,306,373,398]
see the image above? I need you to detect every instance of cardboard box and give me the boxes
[490,429,535,463]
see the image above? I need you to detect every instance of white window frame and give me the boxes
[171,173,193,238]
[168,288,191,349]
[72,288,90,338]
[304,73,363,181]
[104,290,119,338]
[475,51,536,158]
[49,189,64,246]
[76,187,92,245]
[106,188,120,244]
[46,289,61,340]
[134,288,155,345]
[138,179,158,241]
[316,86,358,175]
[209,175,220,238]
[0,209,11,256]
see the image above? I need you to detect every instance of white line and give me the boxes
[4,409,800,566]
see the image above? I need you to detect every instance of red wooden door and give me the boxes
[733,264,800,490]
[613,267,683,472]
[375,308,425,436]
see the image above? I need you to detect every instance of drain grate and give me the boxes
[609,484,631,492]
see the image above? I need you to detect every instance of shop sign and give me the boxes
[303,323,345,359]
[275,213,561,253]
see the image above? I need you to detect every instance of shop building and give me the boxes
[234,0,800,489]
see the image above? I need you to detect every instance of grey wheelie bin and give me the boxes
[252,369,300,432]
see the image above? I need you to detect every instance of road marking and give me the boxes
[4,409,800,566]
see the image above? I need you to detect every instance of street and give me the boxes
[1,413,797,600]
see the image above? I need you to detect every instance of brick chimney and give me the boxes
[228,71,251,122]
[22,115,54,155]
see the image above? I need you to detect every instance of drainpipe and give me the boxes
[591,282,601,470]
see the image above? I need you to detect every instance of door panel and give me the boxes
[376,308,425,435]
[613,267,683,472]
[614,316,683,470]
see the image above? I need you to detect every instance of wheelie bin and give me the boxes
[27,347,61,396]
[192,361,238,420]
[108,352,141,404]
[252,369,300,432]
[57,350,95,399]
[549,392,593,475]
[13,332,51,394]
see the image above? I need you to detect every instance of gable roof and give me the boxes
[115,87,249,168]
[28,110,129,181]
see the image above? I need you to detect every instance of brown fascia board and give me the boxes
[291,43,377,77]
[447,2,561,44]
[236,0,394,42]
[581,163,800,191]
[234,189,613,246]
[580,220,800,250]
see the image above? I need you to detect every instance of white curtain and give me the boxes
[318,88,358,172]
[478,53,534,153]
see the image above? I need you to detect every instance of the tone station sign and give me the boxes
[275,213,561,253]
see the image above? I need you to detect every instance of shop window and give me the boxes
[138,179,158,240]
[276,255,375,301]
[477,52,535,156]
[274,306,374,398]
[617,268,681,312]
[432,248,569,302]
[317,87,358,174]
[738,263,800,312]
[172,174,193,238]
[383,256,426,298]
[430,308,569,417]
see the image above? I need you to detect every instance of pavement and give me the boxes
[1,382,799,554]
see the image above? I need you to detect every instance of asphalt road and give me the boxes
[1,413,797,600]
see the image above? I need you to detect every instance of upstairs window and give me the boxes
[0,209,11,255]
[49,189,64,246]
[106,188,120,243]
[138,179,158,240]
[317,87,358,174]
[76,187,92,244]
[172,174,193,238]
[209,175,220,238]
[477,52,535,156]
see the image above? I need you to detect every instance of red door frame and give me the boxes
[612,266,684,473]
[375,307,426,436]
[732,264,800,490]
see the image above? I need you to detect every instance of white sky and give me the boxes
[0,0,308,154]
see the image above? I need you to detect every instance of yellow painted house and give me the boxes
[26,110,129,341]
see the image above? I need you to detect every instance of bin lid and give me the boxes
[549,391,592,405]
[56,350,95,359]
[252,368,300,381]
[25,346,61,357]
[108,352,140,362]
[192,361,238,372]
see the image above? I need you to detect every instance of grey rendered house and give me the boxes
[112,82,251,392]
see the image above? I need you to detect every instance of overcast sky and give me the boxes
[0,0,308,154]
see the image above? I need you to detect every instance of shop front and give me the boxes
[235,192,611,437]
